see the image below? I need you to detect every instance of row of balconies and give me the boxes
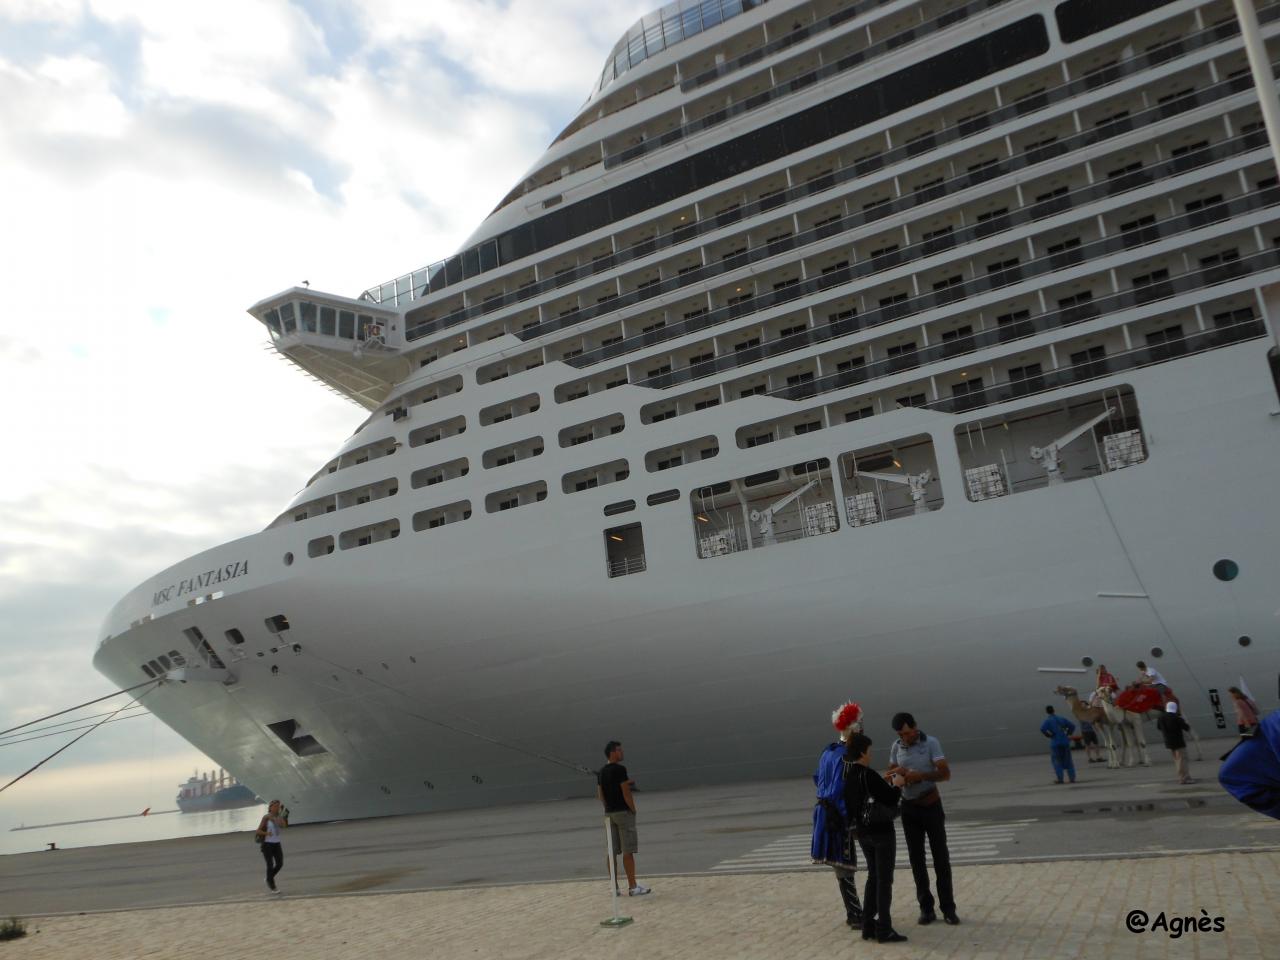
[469,126,1265,390]
[543,173,1275,403]
[416,76,1261,382]
[729,294,1264,448]
[622,227,1268,418]
[400,10,1264,336]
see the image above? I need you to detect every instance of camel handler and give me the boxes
[811,701,864,928]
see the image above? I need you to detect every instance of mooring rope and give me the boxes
[0,678,159,737]
[0,685,161,795]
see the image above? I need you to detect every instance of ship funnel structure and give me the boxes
[248,287,412,409]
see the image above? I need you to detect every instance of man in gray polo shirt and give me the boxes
[888,712,959,926]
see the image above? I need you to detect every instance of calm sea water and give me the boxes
[0,805,265,857]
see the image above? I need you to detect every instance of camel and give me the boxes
[1091,687,1152,767]
[1054,686,1120,768]
[1101,686,1205,762]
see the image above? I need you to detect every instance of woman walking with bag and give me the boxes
[843,733,907,944]
[255,799,289,893]
[1229,687,1261,736]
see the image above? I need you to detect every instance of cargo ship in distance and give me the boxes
[95,0,1280,821]
[176,769,259,814]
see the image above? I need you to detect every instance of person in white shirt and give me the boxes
[1135,660,1170,696]
[255,799,289,893]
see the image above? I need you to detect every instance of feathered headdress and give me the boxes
[831,701,863,740]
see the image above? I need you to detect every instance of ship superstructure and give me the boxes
[96,0,1280,821]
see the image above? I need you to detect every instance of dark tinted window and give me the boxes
[646,489,680,506]
[1055,0,1175,44]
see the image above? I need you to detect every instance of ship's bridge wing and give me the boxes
[248,288,414,409]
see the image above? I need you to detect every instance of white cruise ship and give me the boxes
[95,0,1280,821]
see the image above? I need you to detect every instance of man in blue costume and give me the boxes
[1040,705,1077,784]
[1220,709,1280,819]
[812,701,864,929]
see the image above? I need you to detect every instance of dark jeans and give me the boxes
[1050,743,1076,782]
[901,800,954,914]
[834,824,861,923]
[856,828,896,934]
[261,841,283,888]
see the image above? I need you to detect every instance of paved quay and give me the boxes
[4,852,1278,960]
[2,736,1278,958]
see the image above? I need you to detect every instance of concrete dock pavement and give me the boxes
[3,853,1278,959]
[2,736,1277,958]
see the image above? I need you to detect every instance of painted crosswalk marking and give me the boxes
[710,819,1035,872]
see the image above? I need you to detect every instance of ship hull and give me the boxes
[94,345,1280,821]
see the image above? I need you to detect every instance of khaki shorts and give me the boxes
[605,810,638,855]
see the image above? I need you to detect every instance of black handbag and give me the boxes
[857,768,900,830]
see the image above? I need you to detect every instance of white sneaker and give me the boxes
[629,884,651,896]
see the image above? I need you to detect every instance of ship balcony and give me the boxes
[248,288,411,409]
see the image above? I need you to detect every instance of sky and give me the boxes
[0,0,650,829]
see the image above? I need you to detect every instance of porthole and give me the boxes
[1081,656,1094,667]
[471,774,483,784]
[1150,647,1164,658]
[283,552,294,566]
[1212,559,1239,582]
[424,780,434,790]
[1238,636,1252,648]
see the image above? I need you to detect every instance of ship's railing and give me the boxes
[596,0,770,100]
[618,180,1280,399]
[918,315,1267,418]
[682,0,972,93]
[368,5,1280,317]
[616,0,1018,167]
[415,72,1275,347]
[755,200,1280,401]
[607,0,1278,167]
[606,555,648,578]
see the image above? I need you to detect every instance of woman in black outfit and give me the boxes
[842,733,908,943]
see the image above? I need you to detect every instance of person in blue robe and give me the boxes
[812,701,863,927]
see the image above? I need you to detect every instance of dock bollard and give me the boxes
[599,816,633,928]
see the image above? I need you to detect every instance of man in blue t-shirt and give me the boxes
[1041,705,1077,784]
[597,740,651,896]
[888,712,959,926]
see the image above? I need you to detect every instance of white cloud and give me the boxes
[0,0,641,820]
[353,0,650,100]
[90,0,328,123]
[0,0,81,24]
[31,54,130,137]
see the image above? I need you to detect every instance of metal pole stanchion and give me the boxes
[1232,0,1280,355]
[599,816,633,928]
